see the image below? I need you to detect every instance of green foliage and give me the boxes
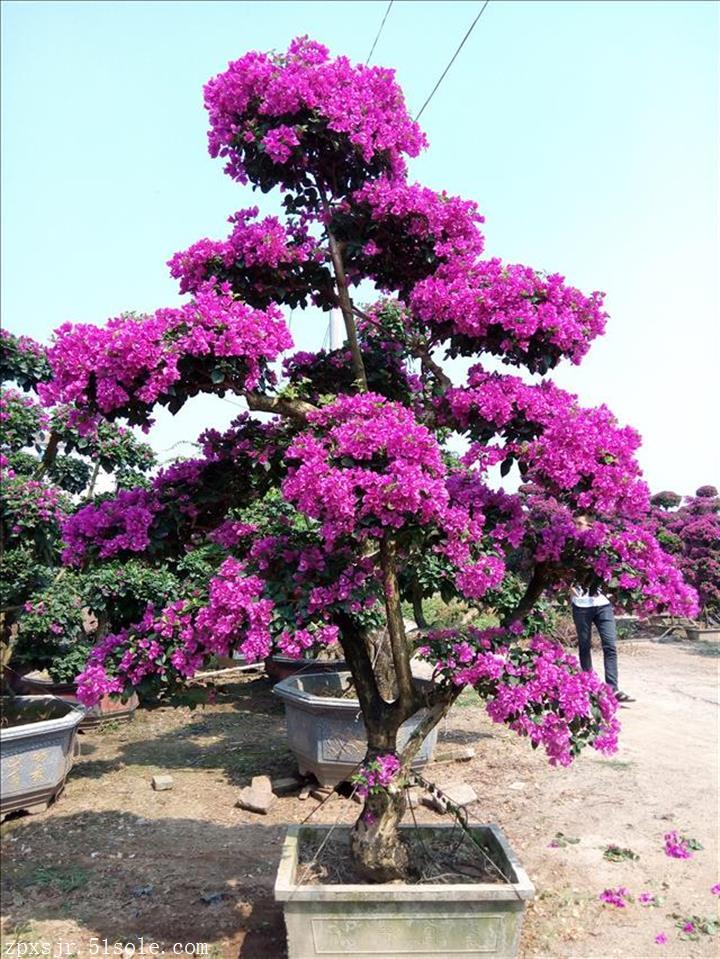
[1,390,46,450]
[0,548,54,610]
[26,865,89,893]
[11,573,89,680]
[48,454,92,495]
[0,331,51,390]
[672,914,718,941]
[53,410,156,475]
[483,573,558,634]
[603,844,639,862]
[80,560,181,630]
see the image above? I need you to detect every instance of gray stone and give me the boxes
[151,774,174,791]
[423,781,478,813]
[251,774,273,793]
[271,775,304,796]
[236,775,277,815]
[310,786,335,802]
[432,745,476,764]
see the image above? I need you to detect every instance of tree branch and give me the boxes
[414,346,452,395]
[244,391,317,422]
[86,460,101,500]
[326,231,368,392]
[315,182,368,391]
[33,430,60,480]
[334,611,386,731]
[399,684,461,773]
[501,562,550,627]
[379,537,418,713]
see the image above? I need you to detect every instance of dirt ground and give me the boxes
[1,637,718,959]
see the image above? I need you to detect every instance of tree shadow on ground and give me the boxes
[685,640,720,658]
[71,676,294,787]
[1,810,287,958]
[657,635,720,658]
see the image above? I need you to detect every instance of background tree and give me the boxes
[38,38,697,880]
[0,330,170,683]
[648,486,719,625]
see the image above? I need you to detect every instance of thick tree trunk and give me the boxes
[335,606,457,883]
[350,735,410,882]
[365,626,399,702]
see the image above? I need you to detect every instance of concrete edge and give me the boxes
[275,823,535,903]
[1,696,84,743]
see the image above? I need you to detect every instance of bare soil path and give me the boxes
[1,638,718,959]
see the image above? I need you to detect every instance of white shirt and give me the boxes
[572,588,610,608]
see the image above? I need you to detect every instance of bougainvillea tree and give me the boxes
[0,330,166,682]
[648,486,720,624]
[40,38,697,880]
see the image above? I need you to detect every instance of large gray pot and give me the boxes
[275,823,535,959]
[272,671,438,786]
[685,626,720,643]
[1,696,83,820]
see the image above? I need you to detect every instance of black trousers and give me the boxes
[572,603,619,690]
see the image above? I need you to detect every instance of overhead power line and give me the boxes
[414,0,491,122]
[366,0,394,65]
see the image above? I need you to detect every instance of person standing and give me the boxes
[572,515,635,703]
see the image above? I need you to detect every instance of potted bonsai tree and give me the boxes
[649,486,720,642]
[36,37,698,957]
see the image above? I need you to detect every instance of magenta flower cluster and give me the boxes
[283,393,507,600]
[62,488,160,566]
[351,753,402,799]
[663,831,694,860]
[204,35,426,184]
[411,258,607,371]
[2,473,67,543]
[193,557,275,663]
[599,886,630,908]
[648,487,720,619]
[168,206,318,296]
[443,365,649,519]
[419,630,620,766]
[75,600,197,705]
[40,283,292,427]
[76,557,276,705]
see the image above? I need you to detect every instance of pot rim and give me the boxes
[275,823,535,903]
[1,695,85,742]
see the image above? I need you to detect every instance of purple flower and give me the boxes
[599,887,630,908]
[654,933,667,945]
[664,831,693,859]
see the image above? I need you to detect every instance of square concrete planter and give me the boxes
[685,626,720,643]
[275,823,534,959]
[1,696,84,820]
[272,671,438,786]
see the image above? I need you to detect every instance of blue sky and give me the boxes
[2,0,718,491]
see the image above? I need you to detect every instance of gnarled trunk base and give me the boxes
[350,785,410,882]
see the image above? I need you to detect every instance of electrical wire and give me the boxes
[414,1,490,122]
[366,0,394,65]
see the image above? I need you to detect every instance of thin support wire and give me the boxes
[366,1,394,65]
[415,1,491,122]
